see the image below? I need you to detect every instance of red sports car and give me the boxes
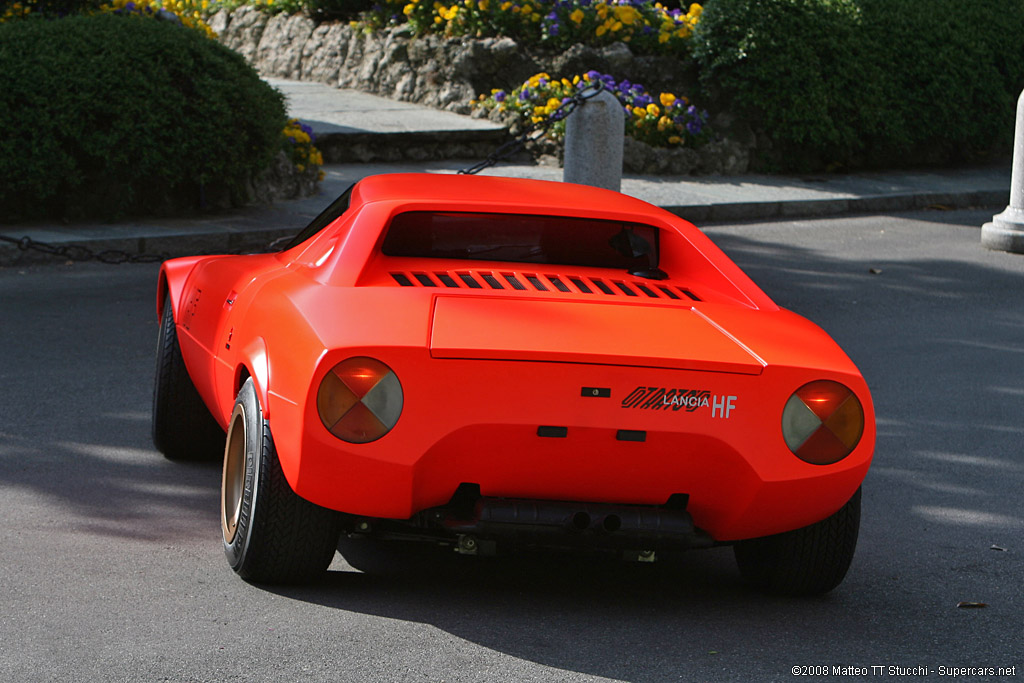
[152,173,874,594]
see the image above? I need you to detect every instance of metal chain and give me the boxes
[3,82,606,265]
[458,79,606,176]
[0,234,167,264]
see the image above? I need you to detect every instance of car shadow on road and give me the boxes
[265,540,869,682]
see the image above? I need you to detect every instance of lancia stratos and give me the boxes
[152,173,874,594]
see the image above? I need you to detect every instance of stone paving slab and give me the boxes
[268,78,503,135]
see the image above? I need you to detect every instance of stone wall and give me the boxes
[211,7,750,174]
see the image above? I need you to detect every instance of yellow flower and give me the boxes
[527,72,549,87]
[546,97,561,109]
[613,5,638,25]
[658,32,669,44]
[569,8,583,23]
[657,116,672,131]
[521,3,531,13]
[646,103,660,116]
[595,24,607,36]
[632,107,645,118]
[668,135,682,145]
[660,92,676,107]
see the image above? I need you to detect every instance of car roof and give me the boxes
[350,173,668,221]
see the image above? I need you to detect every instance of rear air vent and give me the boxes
[437,273,459,288]
[458,272,483,289]
[480,273,504,289]
[503,273,527,290]
[388,269,702,304]
[414,273,437,287]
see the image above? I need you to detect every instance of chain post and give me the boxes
[458,80,607,176]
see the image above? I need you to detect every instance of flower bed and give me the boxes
[363,0,702,56]
[474,70,709,149]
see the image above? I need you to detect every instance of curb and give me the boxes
[666,189,1009,224]
[0,189,1008,268]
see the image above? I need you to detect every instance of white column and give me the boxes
[982,89,1024,253]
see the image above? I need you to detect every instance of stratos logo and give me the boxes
[622,386,737,418]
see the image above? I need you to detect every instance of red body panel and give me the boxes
[159,173,875,542]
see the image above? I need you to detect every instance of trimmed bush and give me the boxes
[0,12,286,220]
[0,0,103,18]
[693,0,1024,171]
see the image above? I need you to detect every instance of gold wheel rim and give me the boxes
[221,404,246,544]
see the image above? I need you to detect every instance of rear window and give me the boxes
[381,211,659,270]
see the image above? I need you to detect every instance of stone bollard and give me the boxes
[982,89,1024,253]
[563,89,624,192]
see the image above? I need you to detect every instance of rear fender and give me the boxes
[157,256,210,320]
[237,337,271,420]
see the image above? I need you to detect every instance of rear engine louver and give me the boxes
[390,270,701,303]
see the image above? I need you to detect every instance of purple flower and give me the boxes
[494,90,506,102]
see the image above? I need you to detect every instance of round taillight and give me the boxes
[317,357,403,443]
[782,380,864,465]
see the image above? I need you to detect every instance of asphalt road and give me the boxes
[1,209,1021,682]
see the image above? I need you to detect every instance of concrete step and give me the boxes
[268,78,508,164]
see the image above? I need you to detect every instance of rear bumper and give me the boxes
[271,354,874,543]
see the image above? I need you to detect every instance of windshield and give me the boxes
[281,183,354,251]
[381,211,659,271]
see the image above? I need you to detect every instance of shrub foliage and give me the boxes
[692,0,1024,170]
[0,12,286,220]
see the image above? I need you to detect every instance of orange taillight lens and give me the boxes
[782,380,864,465]
[317,357,403,444]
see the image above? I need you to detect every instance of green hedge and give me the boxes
[693,0,1024,171]
[0,12,286,220]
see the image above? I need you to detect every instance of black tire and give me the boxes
[152,295,224,461]
[734,488,861,596]
[222,378,340,584]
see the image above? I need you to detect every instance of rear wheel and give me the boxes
[152,295,224,461]
[222,378,340,584]
[734,488,861,596]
